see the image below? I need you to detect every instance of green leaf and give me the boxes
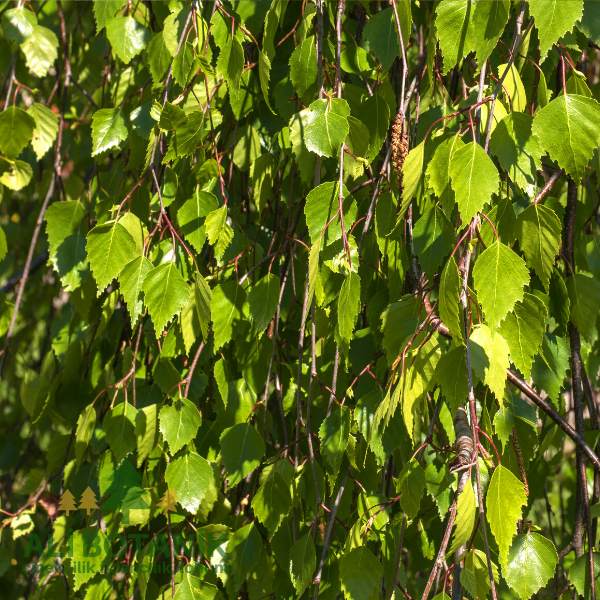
[27,103,58,160]
[435,0,510,73]
[289,108,318,184]
[566,273,600,341]
[146,31,172,83]
[165,450,213,513]
[119,255,153,328]
[303,99,351,158]
[489,113,543,192]
[381,297,422,364]
[91,108,129,156]
[532,94,600,183]
[178,190,218,253]
[569,553,600,600]
[319,404,351,479]
[0,106,35,160]
[21,25,58,77]
[220,423,265,487]
[195,272,212,342]
[172,41,194,87]
[498,63,527,113]
[460,549,499,600]
[228,522,262,591]
[336,272,361,357]
[413,206,455,282]
[469,324,509,400]
[473,241,529,332]
[136,403,160,468]
[494,407,515,452]
[258,50,275,114]
[75,404,96,466]
[450,141,500,224]
[289,533,316,597]
[427,136,464,213]
[447,481,476,556]
[159,102,187,131]
[439,256,464,345]
[70,527,108,590]
[586,235,600,279]
[142,262,191,335]
[550,266,570,329]
[531,333,570,405]
[45,200,85,252]
[205,206,234,260]
[248,273,280,336]
[106,16,151,63]
[515,204,562,291]
[340,546,383,600]
[305,181,356,247]
[233,123,261,172]
[498,293,547,379]
[397,458,426,519]
[529,0,583,61]
[211,281,246,350]
[174,572,208,600]
[217,37,244,98]
[251,472,292,536]
[354,95,390,163]
[0,160,32,191]
[344,116,370,178]
[0,227,6,263]
[503,533,558,599]
[289,35,317,98]
[250,153,277,214]
[164,8,189,54]
[1,7,37,45]
[172,109,204,159]
[577,1,600,45]
[93,0,122,33]
[104,400,138,463]
[159,398,202,454]
[86,220,137,294]
[486,465,527,565]
[401,141,425,206]
[341,42,377,76]
[362,6,410,72]
[306,239,321,322]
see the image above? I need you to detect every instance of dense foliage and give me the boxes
[2,1,600,600]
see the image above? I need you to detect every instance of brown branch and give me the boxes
[427,310,600,471]
[533,168,565,204]
[565,177,596,599]
[313,468,350,600]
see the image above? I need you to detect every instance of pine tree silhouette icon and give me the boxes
[78,486,99,515]
[58,490,77,516]
[157,488,178,515]
[103,458,150,524]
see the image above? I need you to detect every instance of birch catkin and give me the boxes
[391,112,408,194]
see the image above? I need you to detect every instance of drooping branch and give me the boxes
[483,17,535,152]
[427,309,600,470]
[565,177,596,599]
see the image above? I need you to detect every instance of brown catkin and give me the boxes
[512,426,530,496]
[391,112,408,195]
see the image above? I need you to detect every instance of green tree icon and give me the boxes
[103,458,149,524]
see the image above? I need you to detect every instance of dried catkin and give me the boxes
[391,112,408,195]
[512,427,530,496]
